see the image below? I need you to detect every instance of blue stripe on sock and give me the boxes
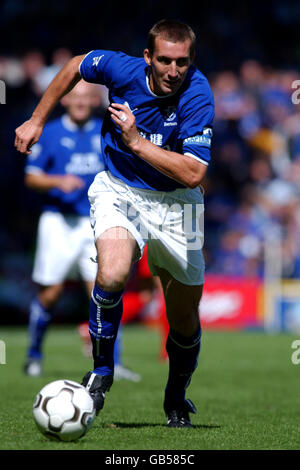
[89,284,123,376]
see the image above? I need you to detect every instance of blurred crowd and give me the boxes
[206,61,300,279]
[1,45,300,321]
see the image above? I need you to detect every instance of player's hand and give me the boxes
[14,118,45,155]
[108,103,142,151]
[57,174,85,193]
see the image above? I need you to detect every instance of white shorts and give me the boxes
[32,211,97,285]
[88,171,205,286]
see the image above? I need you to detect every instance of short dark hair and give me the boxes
[147,19,196,60]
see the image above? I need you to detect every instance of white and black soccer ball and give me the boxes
[33,379,96,441]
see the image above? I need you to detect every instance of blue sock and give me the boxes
[165,326,201,405]
[27,297,52,360]
[89,284,123,376]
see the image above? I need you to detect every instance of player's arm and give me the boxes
[109,103,208,189]
[132,136,207,188]
[14,55,85,155]
[25,172,85,194]
[133,138,207,188]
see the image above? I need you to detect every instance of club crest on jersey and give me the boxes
[162,106,177,127]
[60,137,75,149]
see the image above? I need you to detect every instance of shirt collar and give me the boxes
[61,114,95,132]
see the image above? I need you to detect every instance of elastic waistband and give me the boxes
[106,171,204,198]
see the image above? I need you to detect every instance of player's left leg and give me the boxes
[81,280,141,382]
[157,267,203,428]
[25,283,64,376]
[27,211,85,375]
[113,328,141,382]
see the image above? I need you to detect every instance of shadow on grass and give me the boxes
[42,371,86,380]
[106,422,221,430]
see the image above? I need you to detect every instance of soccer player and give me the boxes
[23,80,140,382]
[15,19,214,427]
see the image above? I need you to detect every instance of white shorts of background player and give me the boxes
[32,211,97,285]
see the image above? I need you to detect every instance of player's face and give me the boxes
[63,82,95,124]
[144,37,192,96]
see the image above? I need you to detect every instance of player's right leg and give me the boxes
[82,226,139,414]
[25,284,64,376]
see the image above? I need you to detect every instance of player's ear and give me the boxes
[144,49,152,66]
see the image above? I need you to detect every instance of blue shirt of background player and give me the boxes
[25,114,105,215]
[79,50,214,191]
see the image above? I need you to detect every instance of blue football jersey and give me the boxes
[79,50,214,191]
[25,114,105,215]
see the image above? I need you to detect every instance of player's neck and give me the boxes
[147,69,175,98]
[148,72,164,96]
[69,116,90,128]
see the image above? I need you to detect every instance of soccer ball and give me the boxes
[33,379,96,441]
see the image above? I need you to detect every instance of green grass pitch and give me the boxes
[0,324,299,450]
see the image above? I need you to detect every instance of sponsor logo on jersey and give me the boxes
[183,127,213,147]
[65,153,104,175]
[139,131,163,147]
[92,55,104,66]
[150,133,163,146]
[163,106,177,127]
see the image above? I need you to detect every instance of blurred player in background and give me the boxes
[23,80,140,382]
[16,19,214,428]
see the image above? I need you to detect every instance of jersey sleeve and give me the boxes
[25,128,52,174]
[178,78,214,166]
[79,49,132,88]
